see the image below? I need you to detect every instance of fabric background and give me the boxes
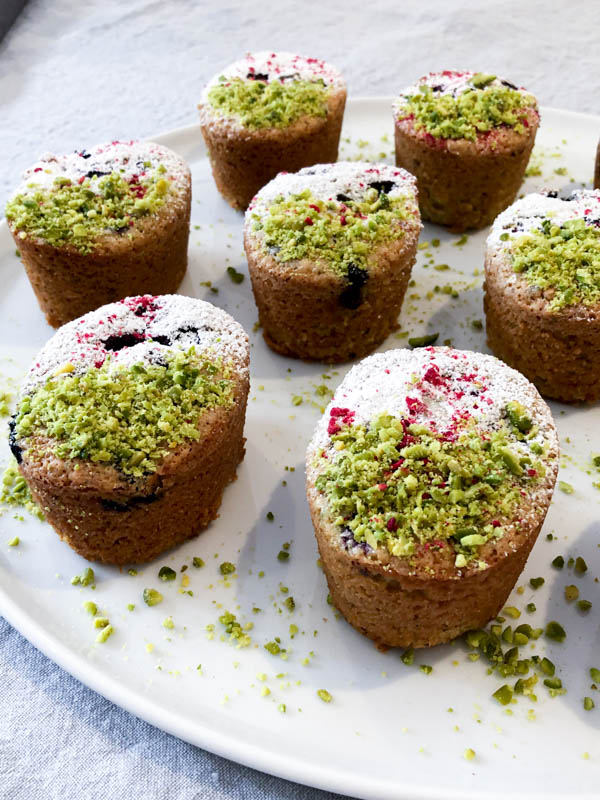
[1,1,598,798]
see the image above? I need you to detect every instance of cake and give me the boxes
[306,347,559,649]
[393,71,539,231]
[9,294,249,565]
[198,52,346,210]
[484,189,600,403]
[244,162,421,362]
[5,141,192,327]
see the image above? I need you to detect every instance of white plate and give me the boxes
[1,99,599,800]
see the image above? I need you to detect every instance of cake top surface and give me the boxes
[201,51,345,97]
[10,141,189,197]
[246,162,420,281]
[249,161,417,210]
[393,70,537,141]
[5,141,189,252]
[307,347,558,568]
[488,190,600,311]
[310,347,554,450]
[200,52,344,130]
[21,294,249,397]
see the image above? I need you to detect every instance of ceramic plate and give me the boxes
[0,99,598,800]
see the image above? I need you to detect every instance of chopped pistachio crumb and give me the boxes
[577,599,592,612]
[277,550,290,562]
[192,557,205,568]
[552,556,565,569]
[564,584,579,602]
[284,597,295,612]
[15,349,233,477]
[143,588,163,607]
[1,461,44,519]
[266,511,274,522]
[398,79,535,140]
[420,665,433,675]
[315,412,549,561]
[583,697,595,711]
[208,76,331,130]
[7,536,19,547]
[158,566,177,581]
[253,186,414,279]
[226,266,245,284]
[93,617,109,629]
[503,606,521,619]
[6,168,172,252]
[493,685,513,705]
[218,611,252,648]
[83,601,97,615]
[264,641,281,656]
[95,624,114,644]
[545,621,566,642]
[408,333,439,348]
[317,689,333,703]
[464,748,476,761]
[529,577,545,589]
[508,218,600,311]
[574,556,588,574]
[590,667,600,683]
[219,562,235,575]
[278,703,286,713]
[127,603,135,612]
[526,602,536,613]
[558,481,574,494]
[162,616,174,629]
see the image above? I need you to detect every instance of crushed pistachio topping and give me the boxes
[252,186,411,278]
[15,348,232,477]
[207,76,331,129]
[314,410,547,562]
[396,71,536,141]
[1,460,44,519]
[6,167,172,254]
[508,218,600,311]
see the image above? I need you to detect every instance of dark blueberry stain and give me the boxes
[336,193,351,202]
[113,225,129,234]
[431,84,445,92]
[79,151,92,159]
[247,72,269,81]
[100,493,160,512]
[545,190,559,199]
[151,334,171,346]
[134,302,158,316]
[339,263,368,310]
[103,333,144,351]
[369,180,395,195]
[341,526,372,554]
[85,169,111,179]
[8,418,22,464]
[501,79,518,90]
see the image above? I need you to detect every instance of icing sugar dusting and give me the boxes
[12,141,189,199]
[309,347,556,456]
[248,161,418,214]
[487,189,600,249]
[22,295,249,396]
[201,51,345,101]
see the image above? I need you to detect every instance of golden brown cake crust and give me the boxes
[200,89,346,211]
[244,226,420,363]
[305,347,559,649]
[484,246,600,403]
[394,110,538,232]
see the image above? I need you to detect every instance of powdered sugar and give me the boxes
[248,161,418,215]
[200,51,345,103]
[21,295,249,396]
[11,141,190,199]
[487,189,600,249]
[393,70,534,117]
[309,347,556,455]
